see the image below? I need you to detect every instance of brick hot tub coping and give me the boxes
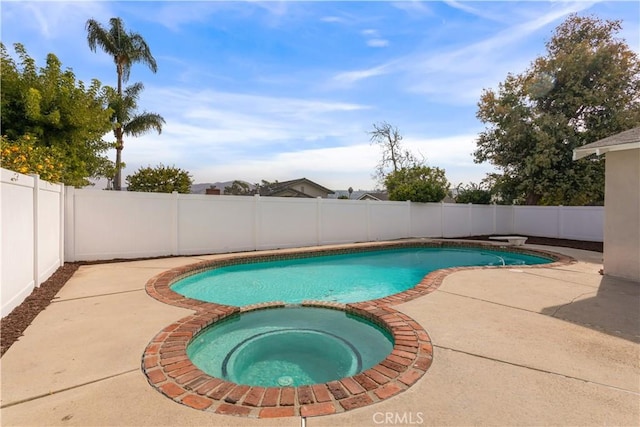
[142,240,574,418]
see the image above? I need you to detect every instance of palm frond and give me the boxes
[123,82,144,100]
[123,113,165,137]
[86,19,117,56]
[129,34,158,73]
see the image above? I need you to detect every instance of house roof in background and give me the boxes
[573,127,640,160]
[357,192,389,201]
[259,177,335,196]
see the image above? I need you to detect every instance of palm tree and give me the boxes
[106,82,165,189]
[86,17,159,190]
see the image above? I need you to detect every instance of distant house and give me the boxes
[257,178,335,198]
[330,190,388,200]
[573,127,640,283]
[357,192,389,201]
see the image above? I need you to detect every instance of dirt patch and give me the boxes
[1,236,603,357]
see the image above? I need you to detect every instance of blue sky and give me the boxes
[2,1,638,191]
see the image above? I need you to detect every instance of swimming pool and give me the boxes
[143,241,568,417]
[171,246,552,306]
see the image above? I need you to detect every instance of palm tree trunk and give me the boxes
[114,146,123,191]
[114,126,124,191]
[117,62,123,96]
[114,64,123,190]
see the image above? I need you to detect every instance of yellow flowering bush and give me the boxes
[0,135,65,183]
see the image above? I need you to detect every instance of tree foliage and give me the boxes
[86,17,161,190]
[0,135,65,182]
[385,165,449,203]
[1,43,113,186]
[254,179,280,195]
[370,121,421,185]
[224,180,251,195]
[455,182,492,204]
[125,164,192,193]
[474,15,640,205]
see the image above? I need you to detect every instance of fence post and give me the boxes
[59,184,65,265]
[171,191,179,255]
[440,202,445,238]
[492,203,497,235]
[406,200,412,238]
[31,174,40,287]
[64,186,75,262]
[316,197,323,245]
[253,194,260,250]
[557,205,563,239]
[366,199,372,241]
[468,203,473,237]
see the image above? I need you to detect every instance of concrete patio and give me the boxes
[1,242,638,426]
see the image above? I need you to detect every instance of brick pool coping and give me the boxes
[142,240,575,418]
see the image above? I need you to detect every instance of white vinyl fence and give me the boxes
[1,169,604,318]
[64,188,604,262]
[1,169,64,317]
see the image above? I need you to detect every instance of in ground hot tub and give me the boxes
[187,306,393,387]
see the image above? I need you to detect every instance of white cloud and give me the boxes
[321,16,345,24]
[403,2,598,102]
[146,87,370,128]
[1,1,111,40]
[112,84,493,190]
[128,1,291,32]
[249,0,289,17]
[131,2,227,32]
[403,134,497,185]
[367,39,389,48]
[106,135,497,192]
[188,135,496,190]
[116,85,372,174]
[192,144,380,190]
[443,0,509,23]
[391,1,433,17]
[361,29,389,48]
[330,1,600,103]
[404,134,480,166]
[331,62,395,85]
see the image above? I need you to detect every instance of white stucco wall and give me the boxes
[604,149,640,282]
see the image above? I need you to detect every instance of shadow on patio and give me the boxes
[541,275,640,343]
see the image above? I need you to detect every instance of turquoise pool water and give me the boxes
[187,307,393,387]
[172,247,551,306]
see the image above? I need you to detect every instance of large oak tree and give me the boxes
[474,15,640,205]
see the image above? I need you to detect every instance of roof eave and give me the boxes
[573,142,640,160]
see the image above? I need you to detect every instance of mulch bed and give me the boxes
[455,235,603,253]
[0,236,602,358]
